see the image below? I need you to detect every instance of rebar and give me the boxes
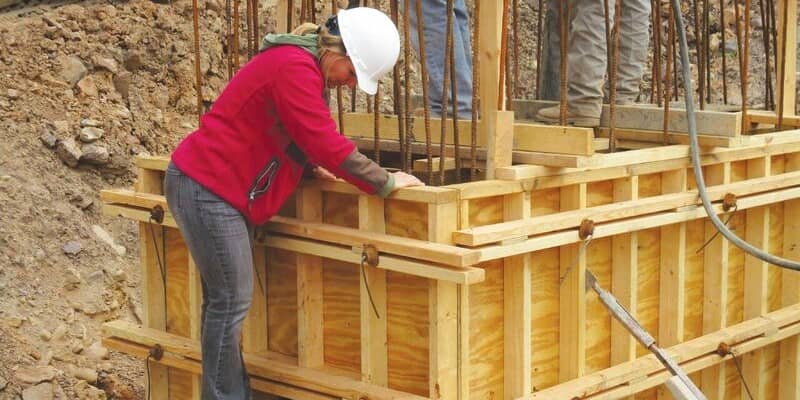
[693,0,705,109]
[512,0,519,102]
[558,1,568,124]
[704,0,712,103]
[390,0,406,170]
[192,0,204,122]
[608,0,622,152]
[374,84,381,164]
[777,0,789,128]
[498,0,511,110]
[470,0,480,181]
[403,0,413,174]
[439,0,455,185]
[234,0,241,68]
[663,2,674,144]
[720,0,728,103]
[535,0,543,99]
[653,0,663,106]
[226,0,232,79]
[415,0,433,183]
[450,6,460,183]
[758,0,773,109]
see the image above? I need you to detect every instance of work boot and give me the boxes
[535,105,600,128]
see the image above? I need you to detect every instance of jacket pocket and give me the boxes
[247,157,280,208]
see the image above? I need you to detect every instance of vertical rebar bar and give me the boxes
[558,1,568,124]
[742,0,751,133]
[234,0,241,68]
[663,2,674,144]
[470,0,480,181]
[498,0,511,110]
[721,0,729,103]
[439,0,455,185]
[608,0,622,152]
[192,0,204,122]
[390,0,406,171]
[777,0,789,128]
[758,0,773,109]
[512,0,519,102]
[403,0,413,174]
[374,84,381,164]
[450,7,460,183]
[226,0,232,79]
[535,0,543,100]
[415,0,434,183]
[693,0,705,109]
[704,0,712,103]
[654,0,663,106]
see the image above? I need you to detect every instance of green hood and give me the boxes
[259,33,320,58]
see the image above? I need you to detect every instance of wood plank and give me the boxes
[780,153,800,400]
[103,338,336,400]
[699,163,731,399]
[656,169,687,400]
[503,192,532,398]
[523,303,800,399]
[473,185,800,263]
[776,0,797,118]
[610,176,638,397]
[452,170,800,246]
[164,229,193,400]
[244,247,269,354]
[597,127,743,148]
[359,195,388,385]
[559,184,587,382]
[295,186,324,368]
[267,216,480,267]
[486,111,515,179]
[495,130,800,181]
[139,222,169,400]
[477,0,502,121]
[340,112,594,156]
[426,202,463,399]
[743,157,772,399]
[516,100,742,136]
[102,321,429,400]
[746,111,800,127]
[187,256,203,400]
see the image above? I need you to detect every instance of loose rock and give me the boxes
[74,380,106,400]
[71,366,98,384]
[0,374,6,390]
[84,341,109,360]
[14,365,57,384]
[40,329,52,341]
[80,118,102,128]
[79,127,104,143]
[59,56,88,88]
[62,241,82,255]
[64,267,82,289]
[80,145,110,165]
[55,138,82,167]
[91,225,126,256]
[40,129,57,148]
[7,88,20,99]
[22,382,54,400]
[51,324,68,341]
[92,56,118,74]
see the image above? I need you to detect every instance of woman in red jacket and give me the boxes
[165,7,422,399]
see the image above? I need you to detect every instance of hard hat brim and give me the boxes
[352,62,378,95]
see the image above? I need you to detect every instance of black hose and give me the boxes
[669,0,800,271]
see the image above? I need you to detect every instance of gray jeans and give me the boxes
[164,162,254,400]
[408,0,474,116]
[539,0,651,117]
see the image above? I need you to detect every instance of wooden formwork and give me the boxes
[101,127,800,399]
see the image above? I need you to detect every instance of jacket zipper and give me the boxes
[247,157,280,212]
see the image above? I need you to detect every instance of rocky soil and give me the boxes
[0,0,796,399]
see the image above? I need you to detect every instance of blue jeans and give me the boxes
[164,162,254,400]
[408,0,473,116]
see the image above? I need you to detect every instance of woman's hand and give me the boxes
[392,171,424,190]
[312,166,339,181]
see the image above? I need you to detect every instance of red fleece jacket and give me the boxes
[172,45,392,225]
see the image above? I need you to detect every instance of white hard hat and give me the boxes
[337,7,400,95]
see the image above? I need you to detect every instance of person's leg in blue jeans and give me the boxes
[407,0,473,117]
[164,162,254,400]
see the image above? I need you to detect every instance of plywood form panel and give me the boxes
[322,259,361,374]
[531,188,560,217]
[164,229,196,399]
[470,260,504,399]
[323,192,358,228]
[634,227,660,400]
[531,247,560,392]
[387,272,429,396]
[469,195,504,227]
[684,219,705,342]
[384,199,428,240]
[267,248,298,357]
[585,180,613,375]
